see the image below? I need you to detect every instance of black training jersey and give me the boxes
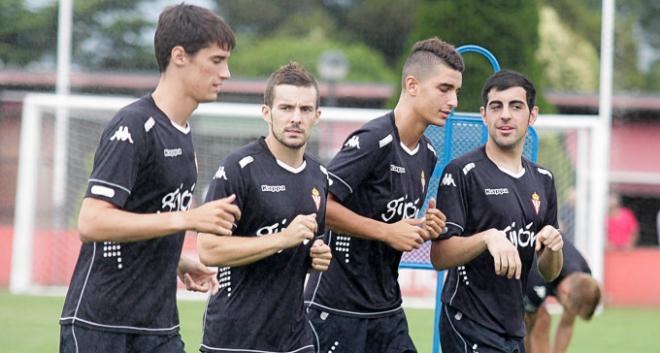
[437,146,558,338]
[60,95,197,334]
[201,137,328,353]
[305,112,437,318]
[526,241,591,299]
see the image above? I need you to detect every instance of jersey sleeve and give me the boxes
[316,165,331,241]
[85,110,147,208]
[326,127,389,202]
[436,161,469,240]
[545,177,560,229]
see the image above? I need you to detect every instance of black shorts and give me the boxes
[60,324,184,353]
[523,283,550,313]
[440,305,525,353]
[306,307,416,353]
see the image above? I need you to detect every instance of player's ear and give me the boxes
[480,106,487,123]
[261,105,271,123]
[170,45,187,67]
[314,109,321,125]
[529,106,539,126]
[404,75,418,96]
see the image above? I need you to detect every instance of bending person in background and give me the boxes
[197,62,331,353]
[59,5,239,353]
[432,69,564,353]
[524,241,601,353]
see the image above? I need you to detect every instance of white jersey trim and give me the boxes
[304,301,403,318]
[199,343,315,353]
[276,159,307,174]
[497,166,526,179]
[60,316,180,332]
[327,171,353,194]
[88,178,131,195]
[169,119,191,134]
[446,221,464,232]
[399,142,419,156]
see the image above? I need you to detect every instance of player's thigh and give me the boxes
[441,305,520,353]
[307,307,367,352]
[128,332,184,353]
[60,324,127,353]
[365,311,416,353]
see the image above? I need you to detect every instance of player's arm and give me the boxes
[197,214,317,267]
[431,228,522,279]
[78,195,240,243]
[553,309,576,353]
[177,255,219,294]
[326,193,426,252]
[536,226,563,282]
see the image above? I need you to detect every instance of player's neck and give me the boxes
[264,136,305,168]
[485,141,523,174]
[152,76,199,127]
[393,104,425,150]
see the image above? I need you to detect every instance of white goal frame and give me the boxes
[11,93,605,296]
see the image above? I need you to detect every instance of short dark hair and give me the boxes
[401,37,464,86]
[154,3,236,72]
[264,62,320,108]
[481,69,536,109]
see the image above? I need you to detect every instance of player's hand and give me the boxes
[310,239,332,272]
[188,195,241,235]
[484,228,522,280]
[535,225,563,253]
[384,219,425,252]
[177,256,219,295]
[422,198,447,241]
[279,214,317,249]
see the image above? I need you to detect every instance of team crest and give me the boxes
[421,171,426,193]
[531,192,541,215]
[312,187,321,211]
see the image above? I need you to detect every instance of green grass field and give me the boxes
[1,291,659,352]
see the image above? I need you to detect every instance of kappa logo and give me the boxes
[214,166,227,180]
[441,173,456,187]
[485,188,509,196]
[109,126,134,144]
[344,135,360,149]
[164,148,182,158]
[390,164,406,174]
[261,184,286,192]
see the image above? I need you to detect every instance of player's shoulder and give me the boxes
[342,112,397,151]
[303,153,330,178]
[221,139,268,170]
[419,135,438,158]
[445,146,488,176]
[526,159,555,180]
[110,96,159,128]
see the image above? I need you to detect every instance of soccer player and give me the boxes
[197,62,332,353]
[431,69,564,353]
[304,37,462,352]
[524,241,601,353]
[59,4,239,353]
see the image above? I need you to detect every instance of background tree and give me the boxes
[0,0,57,67]
[409,0,546,112]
